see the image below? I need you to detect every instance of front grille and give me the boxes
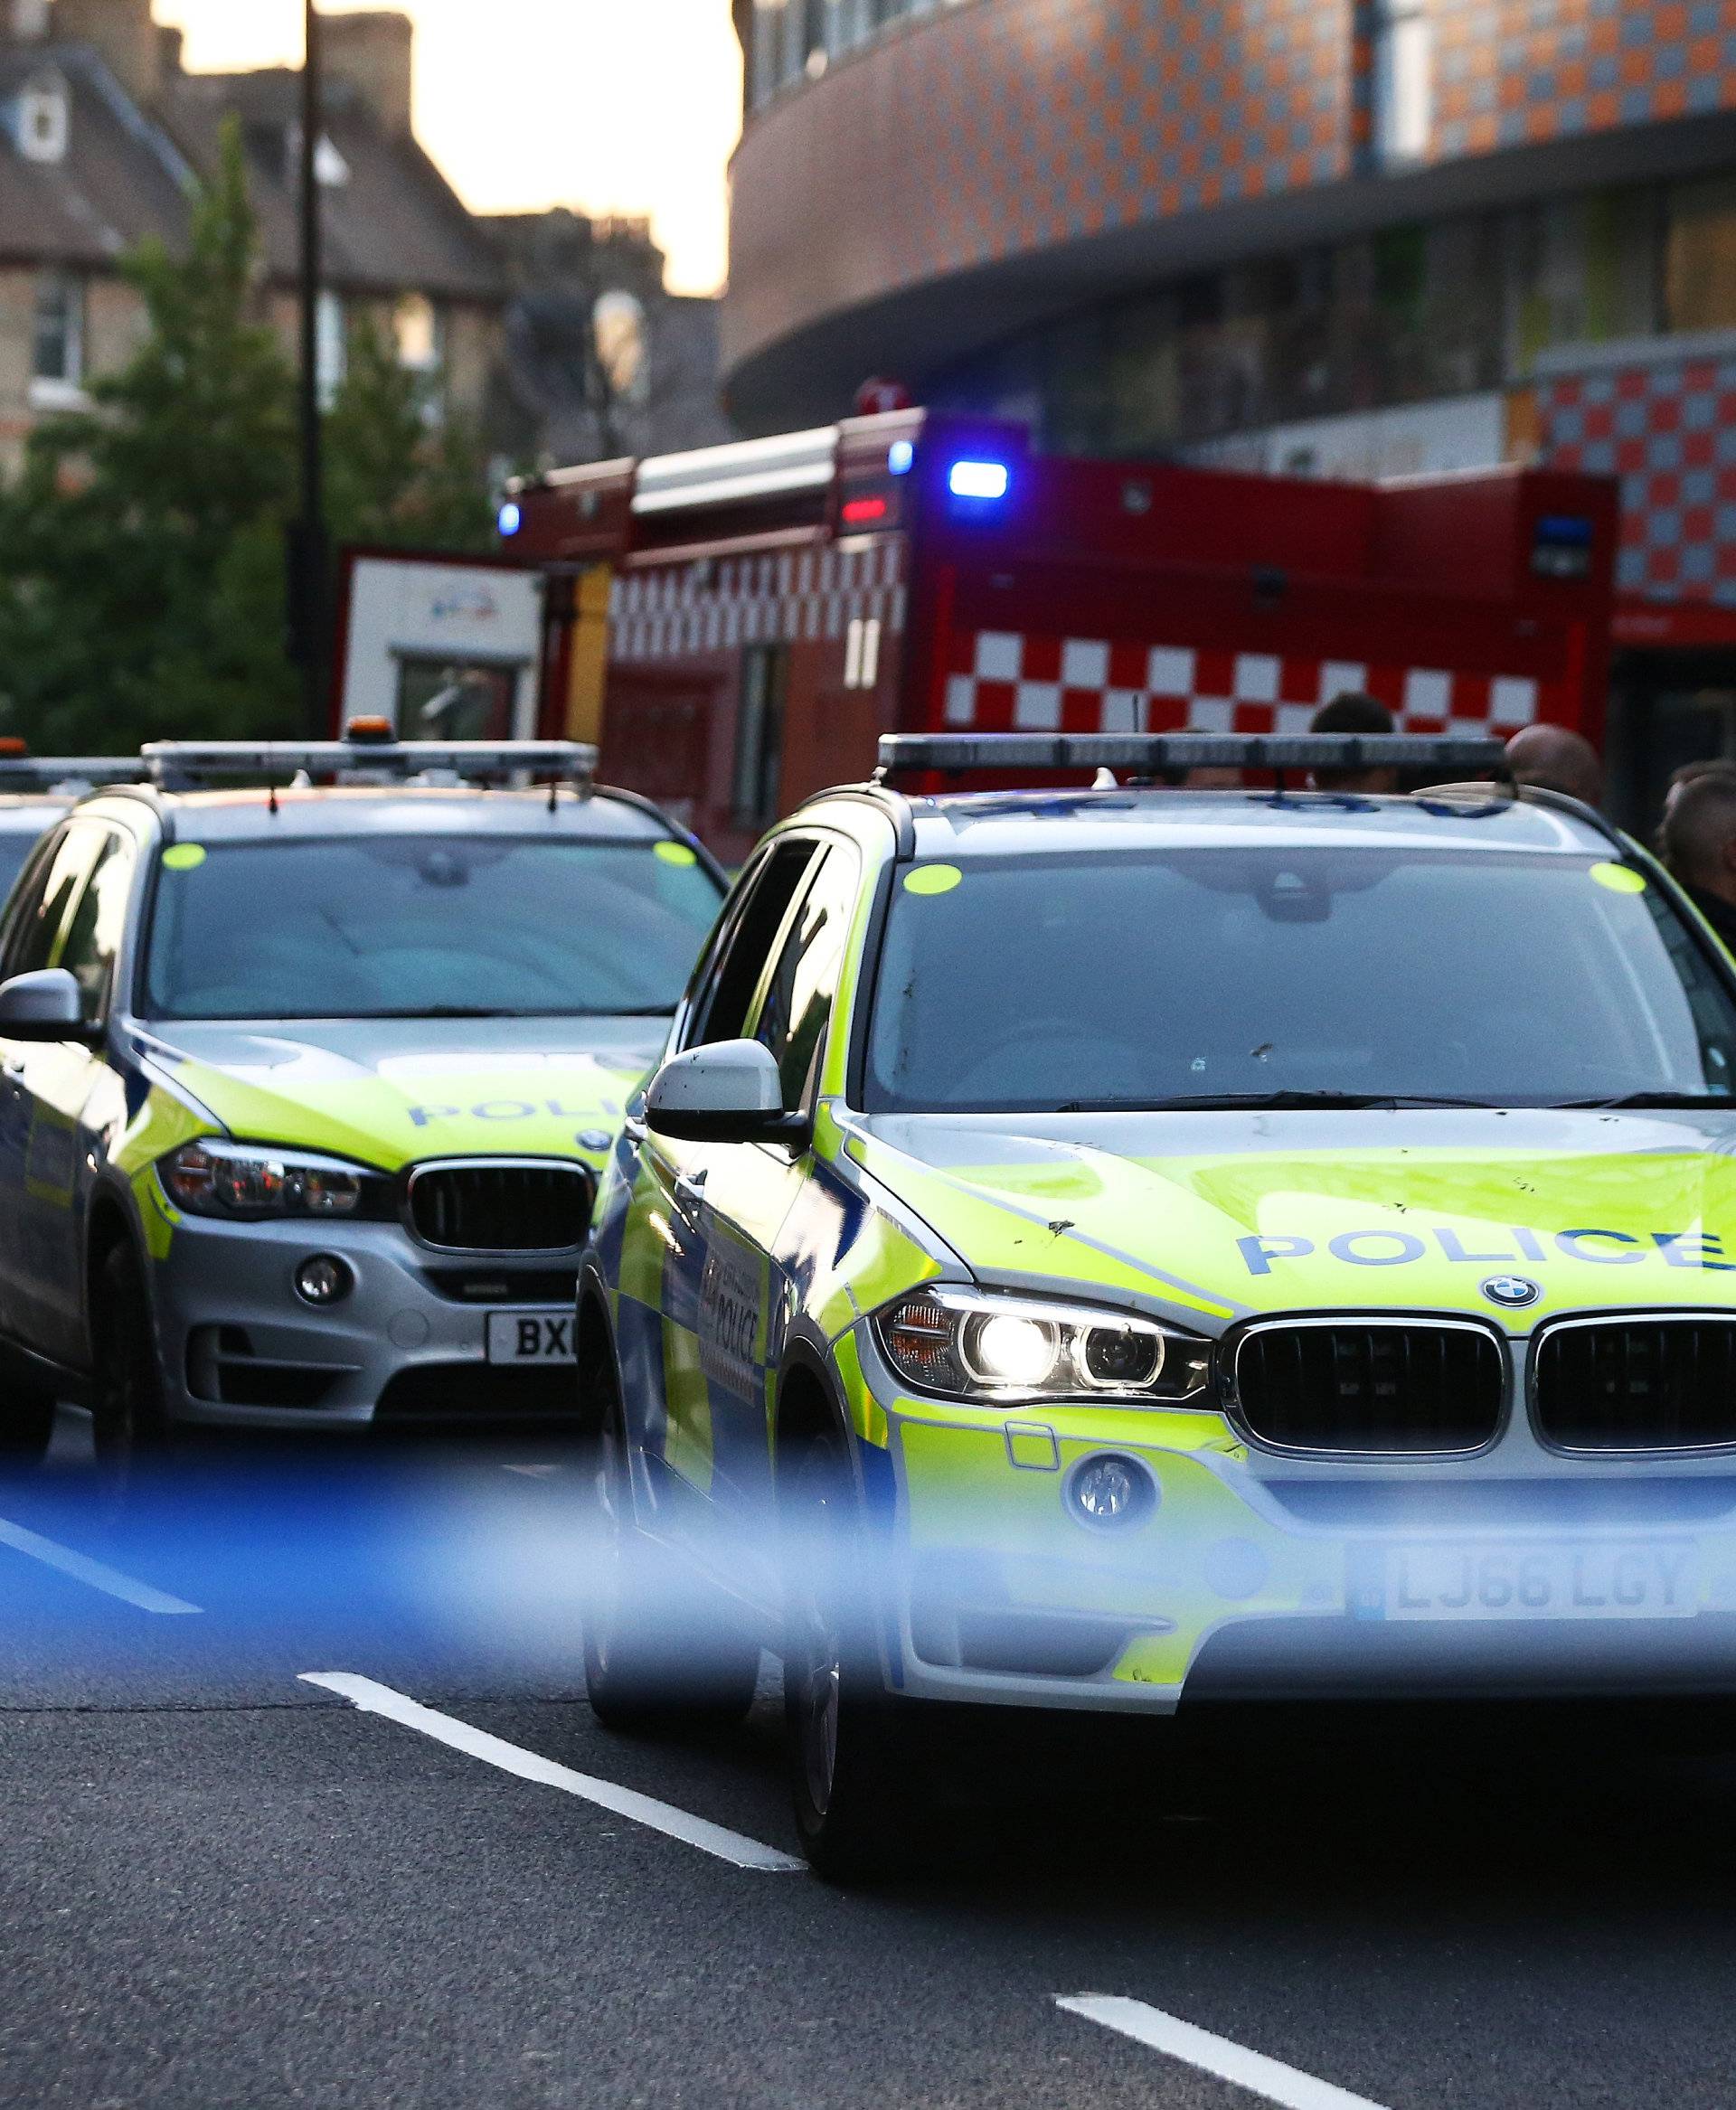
[1232,1322,1504,1454]
[407,1162,593,1254]
[374,1362,580,1424]
[1534,1319,1736,1451]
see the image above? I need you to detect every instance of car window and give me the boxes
[5,824,105,981]
[142,836,724,1022]
[748,842,859,1107]
[866,846,1736,1113]
[56,832,136,1023]
[687,839,819,1048]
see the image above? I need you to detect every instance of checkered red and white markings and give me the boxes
[941,631,1546,739]
[1543,353,1736,607]
[609,541,907,663]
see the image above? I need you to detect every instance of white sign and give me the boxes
[338,554,543,734]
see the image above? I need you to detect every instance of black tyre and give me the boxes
[0,1370,55,1468]
[90,1243,173,1486]
[782,1429,918,1884]
[581,1342,760,1729]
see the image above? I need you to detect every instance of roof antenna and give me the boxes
[267,743,279,815]
[547,773,559,815]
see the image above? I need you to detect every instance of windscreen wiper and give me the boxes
[1549,1091,1736,1110]
[1054,1091,1506,1113]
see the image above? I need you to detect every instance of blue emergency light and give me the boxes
[497,501,523,538]
[887,440,915,476]
[948,459,1011,502]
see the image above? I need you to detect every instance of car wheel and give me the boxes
[91,1244,173,1485]
[0,1371,55,1468]
[782,1429,916,1884]
[581,1341,760,1729]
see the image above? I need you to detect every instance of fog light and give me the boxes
[1067,1454,1156,1529]
[294,1255,353,1307]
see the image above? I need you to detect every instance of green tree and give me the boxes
[0,122,299,753]
[326,317,495,553]
[0,119,496,755]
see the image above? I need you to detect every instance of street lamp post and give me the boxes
[291,0,328,736]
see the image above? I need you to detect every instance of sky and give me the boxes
[154,1,742,295]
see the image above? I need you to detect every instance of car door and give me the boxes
[694,836,862,1512]
[623,836,821,1514]
[22,826,137,1367]
[0,823,107,1346]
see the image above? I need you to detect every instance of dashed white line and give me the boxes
[0,1516,203,1616]
[299,1672,804,1874]
[1056,1995,1392,2110]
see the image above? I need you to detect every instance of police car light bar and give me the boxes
[877,732,1509,776]
[0,758,143,791]
[141,740,600,786]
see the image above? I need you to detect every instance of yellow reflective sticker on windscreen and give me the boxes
[1590,862,1646,894]
[904,863,962,897]
[161,844,207,872]
[654,841,698,867]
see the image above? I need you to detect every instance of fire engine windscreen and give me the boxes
[866,849,1736,1113]
[144,838,724,1021]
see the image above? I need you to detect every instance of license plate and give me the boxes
[485,1312,576,1366]
[1381,1540,1699,1621]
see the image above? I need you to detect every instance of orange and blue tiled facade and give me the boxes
[726,0,1736,382]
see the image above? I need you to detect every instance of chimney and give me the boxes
[323,10,414,137]
[54,0,159,103]
[157,21,181,80]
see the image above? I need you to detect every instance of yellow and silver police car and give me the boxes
[579,731,1736,1878]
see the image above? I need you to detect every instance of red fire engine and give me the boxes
[501,411,1619,862]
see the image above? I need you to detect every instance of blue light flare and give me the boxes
[948,459,1010,502]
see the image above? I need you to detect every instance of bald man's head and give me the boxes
[1505,724,1605,807]
[1662,769,1736,900]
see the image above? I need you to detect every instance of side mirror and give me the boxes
[0,969,92,1044]
[645,1039,808,1146]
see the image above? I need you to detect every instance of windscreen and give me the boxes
[865,847,1736,1112]
[144,836,724,1022]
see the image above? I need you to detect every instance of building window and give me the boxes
[394,293,444,373]
[31,271,84,392]
[1373,0,1432,167]
[316,289,347,407]
[10,0,52,36]
[593,290,649,407]
[17,67,69,164]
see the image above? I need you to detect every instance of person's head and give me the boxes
[1505,723,1604,809]
[1661,768,1736,901]
[1661,757,1736,839]
[1310,692,1398,794]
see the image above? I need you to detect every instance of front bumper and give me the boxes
[854,1331,1736,1714]
[150,1210,580,1431]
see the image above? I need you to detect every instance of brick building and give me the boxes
[0,0,506,475]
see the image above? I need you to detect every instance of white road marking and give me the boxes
[0,1516,203,1616]
[299,1672,805,1874]
[1056,1995,1392,2110]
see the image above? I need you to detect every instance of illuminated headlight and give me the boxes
[161,1140,385,1221]
[873,1288,1210,1406]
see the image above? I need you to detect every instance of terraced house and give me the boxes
[0,0,506,476]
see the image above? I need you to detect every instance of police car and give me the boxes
[0,734,725,1467]
[579,730,1736,1878]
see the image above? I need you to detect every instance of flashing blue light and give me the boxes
[497,501,523,538]
[887,439,915,477]
[948,459,1010,502]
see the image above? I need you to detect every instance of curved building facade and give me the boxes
[727,0,1736,818]
[727,1,1736,444]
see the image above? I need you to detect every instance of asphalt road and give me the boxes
[5,1413,1736,2109]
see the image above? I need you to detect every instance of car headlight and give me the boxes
[872,1287,1212,1406]
[159,1140,389,1221]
